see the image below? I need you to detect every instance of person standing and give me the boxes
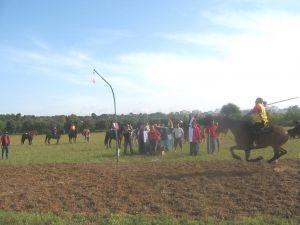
[2,131,10,160]
[138,124,146,154]
[206,120,218,154]
[173,123,184,151]
[123,124,134,155]
[191,120,201,155]
[147,125,161,155]
[188,114,195,155]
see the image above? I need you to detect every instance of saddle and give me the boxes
[259,124,273,134]
[251,124,273,148]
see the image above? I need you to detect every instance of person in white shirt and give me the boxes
[173,123,184,151]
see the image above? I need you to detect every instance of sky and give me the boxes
[0,0,299,116]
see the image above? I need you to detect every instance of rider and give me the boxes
[70,123,76,131]
[246,97,269,147]
[52,126,57,136]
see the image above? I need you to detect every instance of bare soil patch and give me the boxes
[0,160,299,220]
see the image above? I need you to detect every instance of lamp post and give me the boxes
[93,69,120,162]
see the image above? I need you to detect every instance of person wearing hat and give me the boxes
[246,97,269,147]
[2,131,10,160]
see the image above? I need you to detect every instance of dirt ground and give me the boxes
[0,160,299,221]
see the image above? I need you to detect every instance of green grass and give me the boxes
[0,211,297,225]
[1,132,299,166]
[0,133,299,224]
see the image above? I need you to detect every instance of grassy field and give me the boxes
[0,132,299,225]
[1,132,299,166]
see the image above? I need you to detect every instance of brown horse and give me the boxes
[218,116,289,163]
[45,131,61,144]
[82,128,90,143]
[68,129,77,143]
[104,129,123,149]
[21,130,37,145]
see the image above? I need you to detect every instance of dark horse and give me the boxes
[45,131,61,144]
[68,130,77,143]
[82,128,90,143]
[21,131,37,145]
[218,116,289,163]
[104,129,123,148]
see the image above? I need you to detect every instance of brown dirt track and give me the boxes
[0,160,299,221]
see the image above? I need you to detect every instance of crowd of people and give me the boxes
[113,115,220,156]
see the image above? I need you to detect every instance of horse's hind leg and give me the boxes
[268,147,281,163]
[280,147,287,156]
[269,146,287,163]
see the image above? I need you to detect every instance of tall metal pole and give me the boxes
[93,69,120,162]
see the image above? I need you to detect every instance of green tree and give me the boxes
[284,105,300,123]
[220,103,241,118]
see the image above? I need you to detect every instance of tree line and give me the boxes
[0,104,299,134]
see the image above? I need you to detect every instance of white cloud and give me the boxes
[3,7,300,115]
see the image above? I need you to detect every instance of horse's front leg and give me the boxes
[230,146,242,160]
[109,139,112,148]
[245,147,264,162]
[244,149,263,162]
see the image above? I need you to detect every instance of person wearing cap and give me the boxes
[246,97,269,147]
[1,131,10,160]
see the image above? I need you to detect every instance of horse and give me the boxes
[104,129,123,149]
[45,131,61,144]
[287,124,300,139]
[21,130,37,145]
[82,128,90,143]
[68,129,77,143]
[218,116,289,163]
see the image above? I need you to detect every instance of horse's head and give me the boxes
[217,116,231,134]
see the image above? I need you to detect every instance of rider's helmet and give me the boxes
[255,97,263,104]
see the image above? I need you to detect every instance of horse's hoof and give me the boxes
[258,156,264,160]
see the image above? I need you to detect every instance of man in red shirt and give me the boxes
[148,125,161,155]
[191,120,202,155]
[2,131,10,160]
[206,120,218,154]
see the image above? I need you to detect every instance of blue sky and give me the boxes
[0,0,299,116]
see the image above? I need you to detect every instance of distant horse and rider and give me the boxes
[68,123,77,143]
[287,120,300,139]
[104,122,123,148]
[45,127,61,144]
[21,130,37,145]
[218,98,289,163]
[82,128,91,143]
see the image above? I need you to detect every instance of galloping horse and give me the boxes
[21,130,37,145]
[104,129,123,149]
[68,129,77,143]
[82,128,90,143]
[45,131,61,144]
[218,116,289,163]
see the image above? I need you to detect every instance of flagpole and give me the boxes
[93,69,120,162]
